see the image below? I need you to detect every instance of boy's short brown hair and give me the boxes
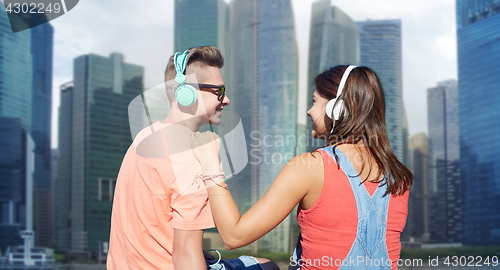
[164,46,224,103]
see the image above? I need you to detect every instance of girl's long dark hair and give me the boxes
[315,65,412,196]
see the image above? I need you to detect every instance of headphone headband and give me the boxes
[325,65,357,120]
[174,50,189,85]
[172,50,198,106]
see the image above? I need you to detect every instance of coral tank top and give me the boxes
[297,150,409,270]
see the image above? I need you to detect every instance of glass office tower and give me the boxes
[174,0,228,53]
[427,80,461,244]
[357,20,405,163]
[403,132,429,243]
[54,83,73,252]
[7,9,55,248]
[29,19,54,249]
[0,118,35,253]
[225,0,299,252]
[306,0,359,151]
[0,5,32,130]
[56,53,143,256]
[0,5,33,253]
[456,0,500,245]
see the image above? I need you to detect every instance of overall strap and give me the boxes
[321,146,392,269]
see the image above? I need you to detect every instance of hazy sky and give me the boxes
[49,0,457,148]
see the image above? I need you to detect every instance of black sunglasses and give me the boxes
[186,83,226,101]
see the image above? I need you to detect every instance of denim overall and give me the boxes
[292,146,392,269]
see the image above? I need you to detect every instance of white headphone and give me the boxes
[325,65,357,120]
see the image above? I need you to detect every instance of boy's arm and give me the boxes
[172,229,206,270]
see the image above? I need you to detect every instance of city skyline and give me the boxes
[48,0,457,148]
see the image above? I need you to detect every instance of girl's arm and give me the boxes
[201,151,323,249]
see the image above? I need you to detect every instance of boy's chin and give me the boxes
[208,117,222,125]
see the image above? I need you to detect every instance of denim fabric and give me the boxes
[291,146,392,270]
[207,255,263,270]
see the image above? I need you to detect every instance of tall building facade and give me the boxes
[3,8,55,248]
[427,80,461,244]
[0,118,35,253]
[402,132,429,243]
[225,0,299,252]
[403,107,410,167]
[55,53,143,255]
[357,20,405,162]
[0,5,32,130]
[50,149,59,247]
[456,0,500,245]
[0,5,34,253]
[29,19,54,249]
[174,0,228,53]
[54,82,73,252]
[306,0,359,151]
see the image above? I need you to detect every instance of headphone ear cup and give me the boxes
[175,84,198,106]
[333,100,343,120]
[325,99,336,119]
[325,99,344,120]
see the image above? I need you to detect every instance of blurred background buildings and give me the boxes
[223,0,299,252]
[54,53,143,258]
[0,3,53,255]
[456,0,500,246]
[305,0,359,152]
[357,19,405,163]
[427,80,461,244]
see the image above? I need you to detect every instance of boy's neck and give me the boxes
[162,109,206,132]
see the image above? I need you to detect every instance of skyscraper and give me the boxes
[6,8,55,248]
[0,5,32,130]
[0,4,34,254]
[55,53,143,256]
[225,0,299,252]
[50,149,59,247]
[357,19,405,162]
[30,19,54,249]
[306,0,359,151]
[174,0,228,53]
[456,0,500,245]
[427,79,461,244]
[54,82,73,252]
[403,107,410,167]
[0,118,35,253]
[402,132,429,243]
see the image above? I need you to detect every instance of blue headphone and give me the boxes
[173,50,198,106]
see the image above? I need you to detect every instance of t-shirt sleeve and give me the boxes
[169,160,216,230]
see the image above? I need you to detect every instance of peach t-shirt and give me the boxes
[107,122,215,270]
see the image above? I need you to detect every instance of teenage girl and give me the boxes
[191,65,413,270]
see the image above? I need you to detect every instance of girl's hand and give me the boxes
[190,131,221,169]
